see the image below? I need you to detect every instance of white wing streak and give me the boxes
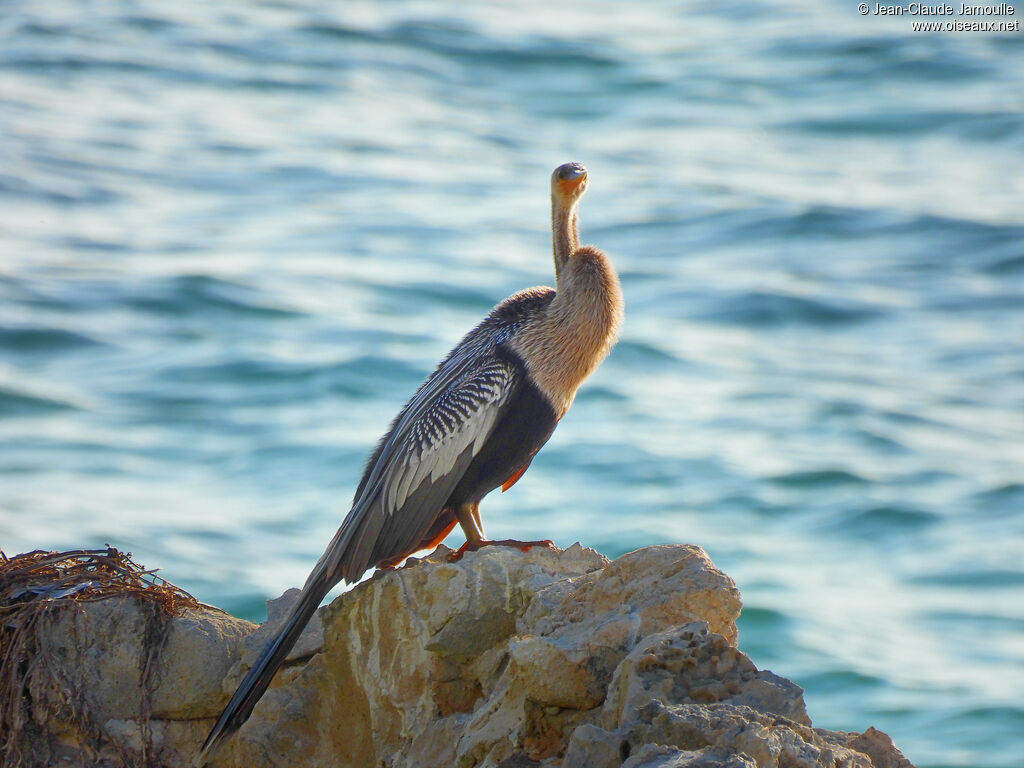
[380,360,515,517]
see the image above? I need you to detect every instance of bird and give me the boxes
[195,161,623,765]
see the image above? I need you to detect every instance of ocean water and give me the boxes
[1,1,1022,765]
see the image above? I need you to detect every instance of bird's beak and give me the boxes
[555,169,587,197]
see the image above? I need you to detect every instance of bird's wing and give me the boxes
[323,352,521,582]
[196,351,520,767]
[352,328,498,502]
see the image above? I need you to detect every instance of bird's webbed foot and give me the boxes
[447,538,555,562]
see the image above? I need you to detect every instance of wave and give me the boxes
[697,291,882,327]
[125,275,304,318]
[0,326,104,352]
[0,386,77,416]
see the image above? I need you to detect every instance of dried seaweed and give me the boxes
[0,547,202,767]
[0,547,200,617]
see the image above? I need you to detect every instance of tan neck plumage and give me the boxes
[512,245,623,418]
[551,197,579,282]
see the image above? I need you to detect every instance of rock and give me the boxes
[7,544,915,768]
[11,595,256,767]
[238,587,324,668]
[600,623,809,730]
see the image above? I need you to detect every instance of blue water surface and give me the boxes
[1,2,1022,766]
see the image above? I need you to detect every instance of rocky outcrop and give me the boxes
[8,544,914,768]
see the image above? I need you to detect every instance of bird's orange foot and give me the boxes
[448,538,555,562]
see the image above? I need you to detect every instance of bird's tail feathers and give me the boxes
[193,561,337,767]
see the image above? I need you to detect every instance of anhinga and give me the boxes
[196,162,623,765]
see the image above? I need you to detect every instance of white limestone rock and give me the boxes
[13,543,914,768]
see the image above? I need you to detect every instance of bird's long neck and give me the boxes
[551,195,579,282]
[512,246,623,417]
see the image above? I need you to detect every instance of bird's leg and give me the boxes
[448,502,555,562]
[469,503,485,537]
[453,502,487,551]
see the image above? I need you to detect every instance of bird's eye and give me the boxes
[557,162,586,181]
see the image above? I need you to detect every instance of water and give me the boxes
[1,1,1022,765]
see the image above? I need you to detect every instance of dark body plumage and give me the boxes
[346,287,559,578]
[197,163,622,766]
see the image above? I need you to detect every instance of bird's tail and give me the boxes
[193,566,336,767]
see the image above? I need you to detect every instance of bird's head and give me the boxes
[551,162,588,203]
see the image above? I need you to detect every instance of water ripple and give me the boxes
[0,3,1021,766]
